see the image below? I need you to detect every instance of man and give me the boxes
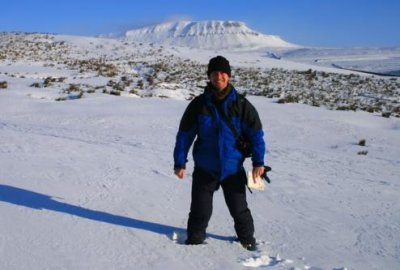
[173,56,266,251]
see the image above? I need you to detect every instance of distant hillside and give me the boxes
[1,32,399,117]
[123,20,299,50]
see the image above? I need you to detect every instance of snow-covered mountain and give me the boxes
[123,20,299,50]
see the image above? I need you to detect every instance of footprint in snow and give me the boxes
[170,231,188,245]
[240,253,293,268]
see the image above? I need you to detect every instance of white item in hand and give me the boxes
[247,171,265,191]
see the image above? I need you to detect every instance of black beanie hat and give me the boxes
[207,56,231,77]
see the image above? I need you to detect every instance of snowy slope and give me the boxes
[123,20,298,50]
[1,74,400,270]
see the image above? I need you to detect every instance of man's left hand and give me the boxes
[252,166,265,183]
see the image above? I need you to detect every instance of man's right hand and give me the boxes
[174,168,185,179]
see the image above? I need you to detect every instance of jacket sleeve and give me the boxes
[241,99,266,167]
[173,98,199,170]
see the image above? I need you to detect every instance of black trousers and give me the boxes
[187,167,255,243]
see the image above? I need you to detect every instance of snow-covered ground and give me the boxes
[1,30,400,269]
[1,32,399,117]
[279,47,400,76]
[1,75,399,269]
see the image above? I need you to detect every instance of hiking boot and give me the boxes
[241,241,257,251]
[185,233,205,245]
[240,237,257,251]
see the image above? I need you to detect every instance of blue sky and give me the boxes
[2,0,399,48]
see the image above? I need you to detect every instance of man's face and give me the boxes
[209,71,230,91]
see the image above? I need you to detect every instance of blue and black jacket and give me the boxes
[173,84,265,181]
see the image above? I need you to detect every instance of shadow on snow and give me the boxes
[0,184,231,242]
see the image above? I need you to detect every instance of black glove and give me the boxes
[260,166,272,183]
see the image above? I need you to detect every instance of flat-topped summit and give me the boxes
[124,20,299,49]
